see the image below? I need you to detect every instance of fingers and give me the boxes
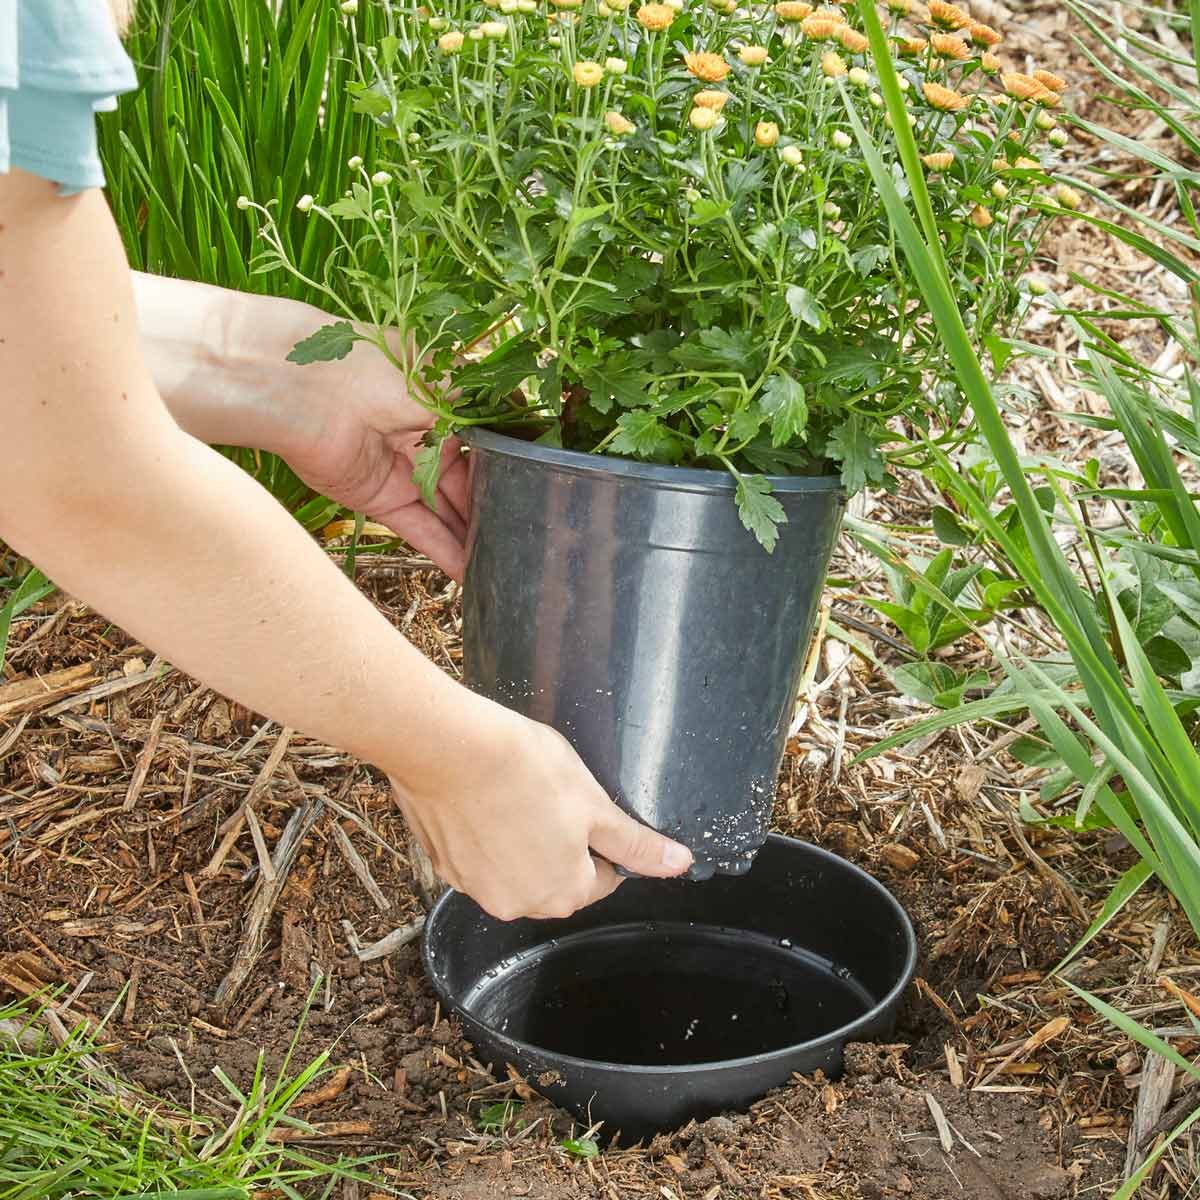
[589,803,693,878]
[373,501,467,581]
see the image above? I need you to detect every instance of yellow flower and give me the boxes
[774,0,813,19]
[780,144,804,166]
[740,44,770,65]
[608,0,632,9]
[636,2,674,28]
[605,109,636,135]
[480,18,508,36]
[897,36,927,56]
[922,80,967,110]
[927,0,970,29]
[573,60,605,86]
[437,29,465,51]
[800,14,842,38]
[886,0,911,11]
[694,89,730,110]
[922,150,955,170]
[754,120,780,146]
[991,180,1009,199]
[930,33,970,60]
[606,56,629,74]
[1034,68,1068,92]
[981,52,1001,73]
[837,26,869,53]
[821,50,847,76]
[968,21,1002,46]
[684,51,731,81]
[689,105,719,130]
[1054,183,1082,209]
[969,204,993,228]
[1002,71,1052,102]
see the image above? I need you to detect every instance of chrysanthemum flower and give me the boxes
[968,21,1001,46]
[1002,72,1051,102]
[740,44,770,65]
[605,110,636,134]
[780,144,804,166]
[1054,183,1082,208]
[1047,127,1069,147]
[980,51,1001,72]
[754,120,780,146]
[636,2,674,29]
[922,150,955,170]
[831,128,852,148]
[837,26,869,52]
[1034,68,1067,92]
[822,50,848,76]
[685,51,731,81]
[897,36,927,56]
[927,0,970,29]
[689,105,719,129]
[922,80,967,110]
[573,60,605,85]
[606,56,628,74]
[848,65,870,85]
[437,29,465,51]
[480,18,508,36]
[694,89,730,109]
[774,0,813,19]
[800,15,842,38]
[930,33,970,59]
[969,204,993,228]
[886,0,910,12]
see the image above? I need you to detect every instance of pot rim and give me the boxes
[463,428,844,495]
[423,833,918,1077]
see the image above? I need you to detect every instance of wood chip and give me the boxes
[0,665,95,719]
[293,1065,354,1111]
[122,712,165,811]
[330,820,391,912]
[355,918,426,962]
[945,1043,964,1089]
[1126,1051,1176,1177]
[266,1119,371,1143]
[925,1091,955,1154]
[976,1016,1070,1088]
[881,843,921,872]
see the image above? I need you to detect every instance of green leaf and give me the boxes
[609,411,679,460]
[826,416,886,493]
[560,1137,600,1159]
[287,322,360,364]
[413,422,452,509]
[734,473,787,552]
[759,374,808,447]
[689,198,731,226]
[932,505,970,546]
[785,285,825,330]
[580,353,648,413]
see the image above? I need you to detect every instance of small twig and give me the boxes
[925,1092,955,1154]
[355,918,426,962]
[123,712,165,812]
[330,820,391,912]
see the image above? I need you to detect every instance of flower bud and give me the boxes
[1028,278,1049,296]
[1048,128,1069,148]
[605,110,636,135]
[665,0,685,10]
[606,56,628,74]
[831,129,852,149]
[685,186,702,202]
[296,193,314,212]
[897,76,910,91]
[428,14,448,27]
[573,60,605,86]
[991,180,1008,200]
[608,0,632,7]
[469,26,485,38]
[823,201,840,219]
[340,0,358,12]
[1054,183,1082,209]
[548,32,562,43]
[821,50,847,77]
[481,19,509,36]
[438,29,465,51]
[969,203,992,228]
[689,105,719,130]
[740,45,769,66]
[869,90,883,107]
[754,120,780,147]
[780,144,804,166]
[371,170,393,186]
[236,195,250,210]
[499,0,518,12]
[848,66,870,86]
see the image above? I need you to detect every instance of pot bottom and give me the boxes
[463,922,873,1067]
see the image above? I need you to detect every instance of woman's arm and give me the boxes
[0,168,691,919]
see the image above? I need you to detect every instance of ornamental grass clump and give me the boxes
[249,0,1076,545]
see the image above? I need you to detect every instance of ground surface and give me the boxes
[2,0,1200,1197]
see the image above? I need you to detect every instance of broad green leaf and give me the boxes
[759,374,808,447]
[287,322,361,364]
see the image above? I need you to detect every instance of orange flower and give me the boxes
[693,88,730,109]
[636,2,674,29]
[800,14,842,37]
[922,150,956,170]
[897,36,927,56]
[930,32,970,59]
[821,50,848,76]
[684,51,731,82]
[837,26,869,52]
[980,51,1001,72]
[968,21,1002,46]
[922,80,967,110]
[773,0,813,19]
[1002,71,1051,102]
[604,110,636,135]
[1034,68,1067,92]
[969,203,993,228]
[754,120,780,146]
[927,0,970,29]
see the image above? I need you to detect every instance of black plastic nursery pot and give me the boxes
[424,835,917,1140]
[462,429,845,879]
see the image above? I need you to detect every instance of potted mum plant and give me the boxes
[248,0,1070,874]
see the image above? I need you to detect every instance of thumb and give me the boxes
[589,803,693,878]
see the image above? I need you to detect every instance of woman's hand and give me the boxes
[389,697,694,921]
[133,274,469,578]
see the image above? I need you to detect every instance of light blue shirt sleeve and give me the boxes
[0,0,137,192]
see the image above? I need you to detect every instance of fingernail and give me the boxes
[661,842,693,872]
